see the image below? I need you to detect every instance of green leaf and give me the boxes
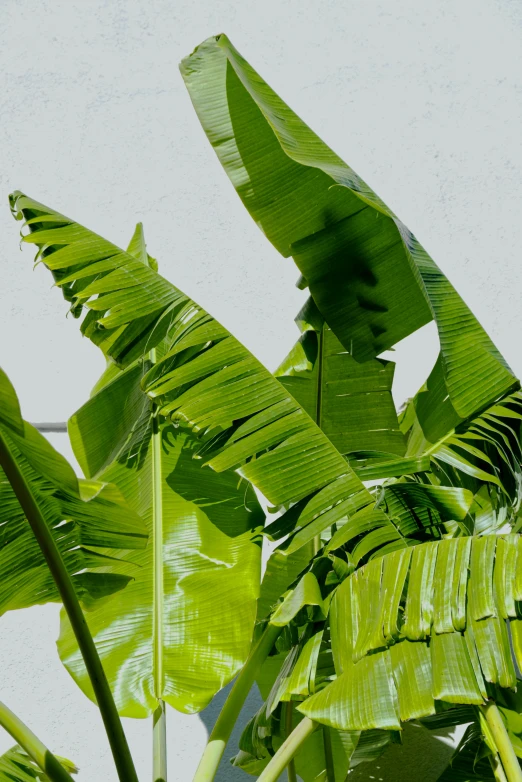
[232,706,361,782]
[0,745,77,782]
[10,193,392,576]
[436,723,495,781]
[180,35,518,420]
[257,544,314,620]
[270,572,324,627]
[276,324,405,456]
[0,368,147,615]
[299,535,522,731]
[58,359,265,717]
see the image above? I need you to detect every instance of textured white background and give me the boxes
[0,0,521,779]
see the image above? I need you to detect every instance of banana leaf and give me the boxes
[56,226,265,717]
[0,367,147,614]
[299,535,522,731]
[180,35,518,420]
[10,192,395,579]
[0,745,77,782]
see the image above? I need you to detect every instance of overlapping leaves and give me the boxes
[10,192,391,577]
[0,367,147,613]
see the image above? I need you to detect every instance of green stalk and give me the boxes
[323,725,335,782]
[313,324,325,555]
[153,701,167,782]
[490,754,509,782]
[0,431,139,782]
[0,699,74,782]
[284,703,297,782]
[151,365,167,782]
[193,623,282,782]
[480,702,522,782]
[257,718,317,782]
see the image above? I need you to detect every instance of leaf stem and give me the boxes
[150,346,167,782]
[480,702,522,782]
[323,725,335,781]
[0,431,139,782]
[0,699,74,782]
[490,754,509,782]
[284,702,297,782]
[153,700,167,782]
[151,353,164,703]
[257,717,317,782]
[192,623,282,782]
[313,324,325,555]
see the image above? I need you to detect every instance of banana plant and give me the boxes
[11,183,522,782]
[9,34,522,782]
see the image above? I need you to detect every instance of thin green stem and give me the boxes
[480,702,522,782]
[153,700,167,782]
[258,718,317,782]
[0,431,139,782]
[313,324,325,555]
[323,725,335,782]
[0,699,74,782]
[193,623,282,782]
[284,703,297,782]
[150,346,167,782]
[151,352,164,702]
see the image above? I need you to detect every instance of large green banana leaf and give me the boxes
[54,225,265,717]
[298,535,522,731]
[10,192,393,574]
[0,367,147,613]
[180,35,518,420]
[58,356,264,716]
[0,745,77,781]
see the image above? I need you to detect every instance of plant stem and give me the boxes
[323,725,335,782]
[490,754,509,782]
[150,366,167,781]
[258,718,317,782]
[0,431,139,782]
[0,699,74,782]
[153,700,167,782]
[313,324,325,555]
[480,702,522,782]
[284,702,297,782]
[193,623,282,782]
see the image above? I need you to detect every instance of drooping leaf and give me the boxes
[299,535,522,731]
[0,368,147,615]
[180,34,518,420]
[401,386,522,533]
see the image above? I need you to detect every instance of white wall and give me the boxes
[0,0,521,778]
